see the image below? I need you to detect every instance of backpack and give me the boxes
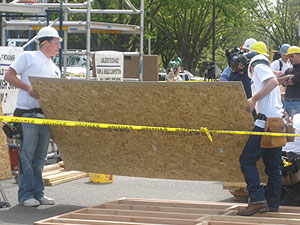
[279,59,283,71]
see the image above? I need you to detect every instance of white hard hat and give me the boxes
[243,38,257,51]
[248,54,270,78]
[37,26,61,40]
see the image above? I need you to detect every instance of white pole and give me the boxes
[1,0,6,46]
[64,0,69,77]
[86,0,91,79]
[139,0,144,81]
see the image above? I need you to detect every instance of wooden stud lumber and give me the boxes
[42,168,65,178]
[116,198,240,210]
[34,198,300,225]
[209,214,300,224]
[40,218,159,224]
[45,172,88,186]
[92,203,230,215]
[81,207,204,219]
[61,212,199,225]
[42,163,64,172]
[14,162,87,186]
[43,171,86,182]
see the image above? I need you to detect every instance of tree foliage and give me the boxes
[45,0,300,74]
[249,0,300,47]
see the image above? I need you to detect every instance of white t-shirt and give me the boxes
[270,58,292,74]
[251,64,284,128]
[11,51,60,109]
[283,113,300,155]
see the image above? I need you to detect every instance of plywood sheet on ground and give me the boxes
[34,198,300,225]
[30,78,264,182]
[0,102,11,179]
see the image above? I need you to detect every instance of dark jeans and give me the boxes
[240,126,282,210]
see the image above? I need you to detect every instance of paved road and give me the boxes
[0,176,234,225]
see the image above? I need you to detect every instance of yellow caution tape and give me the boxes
[200,127,213,142]
[1,116,300,143]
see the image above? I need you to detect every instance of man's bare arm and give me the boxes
[4,67,39,99]
[247,77,278,113]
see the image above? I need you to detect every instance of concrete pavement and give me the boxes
[0,175,234,225]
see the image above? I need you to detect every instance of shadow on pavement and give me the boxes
[0,204,83,225]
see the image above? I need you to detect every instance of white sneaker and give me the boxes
[22,198,40,207]
[38,196,55,205]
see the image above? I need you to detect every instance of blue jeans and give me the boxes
[18,113,51,204]
[283,99,300,116]
[239,126,282,210]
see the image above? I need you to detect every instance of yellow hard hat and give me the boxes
[286,46,300,55]
[250,41,268,56]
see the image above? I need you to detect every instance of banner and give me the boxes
[94,51,124,81]
[0,47,23,114]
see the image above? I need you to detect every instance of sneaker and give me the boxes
[237,202,268,216]
[22,198,40,207]
[38,196,55,205]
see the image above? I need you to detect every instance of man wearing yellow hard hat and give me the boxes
[281,46,300,116]
[250,41,269,56]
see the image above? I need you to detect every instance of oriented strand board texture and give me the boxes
[30,78,265,182]
[0,102,12,179]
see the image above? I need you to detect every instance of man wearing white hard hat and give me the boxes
[242,38,257,53]
[4,26,61,207]
[238,54,288,216]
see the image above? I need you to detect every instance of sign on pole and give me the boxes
[94,51,124,81]
[0,47,23,114]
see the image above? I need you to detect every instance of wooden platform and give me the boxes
[34,198,300,225]
[14,162,88,186]
[30,78,264,182]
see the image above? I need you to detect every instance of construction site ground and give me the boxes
[0,175,233,225]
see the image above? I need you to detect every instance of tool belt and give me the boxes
[260,115,287,148]
[1,108,43,139]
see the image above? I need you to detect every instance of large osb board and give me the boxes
[0,102,11,179]
[30,78,263,182]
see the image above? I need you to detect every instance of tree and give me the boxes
[250,0,300,47]
[147,0,258,74]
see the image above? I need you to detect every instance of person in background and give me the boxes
[280,113,300,206]
[220,38,257,81]
[229,54,251,98]
[281,46,300,116]
[271,44,292,75]
[166,57,183,81]
[241,38,257,54]
[4,26,61,207]
[237,54,285,216]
